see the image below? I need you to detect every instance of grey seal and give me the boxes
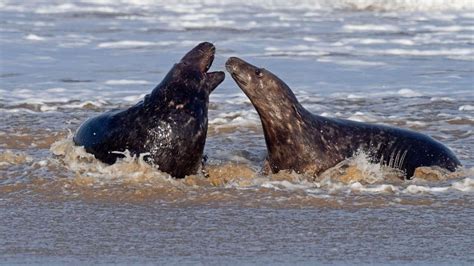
[226,57,461,179]
[73,42,225,178]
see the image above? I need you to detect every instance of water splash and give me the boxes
[45,136,473,201]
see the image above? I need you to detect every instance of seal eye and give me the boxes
[255,69,263,78]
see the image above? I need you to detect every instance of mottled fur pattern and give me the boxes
[74,42,225,178]
[226,57,461,179]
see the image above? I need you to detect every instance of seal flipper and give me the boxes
[261,159,272,175]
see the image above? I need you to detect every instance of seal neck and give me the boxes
[257,102,308,145]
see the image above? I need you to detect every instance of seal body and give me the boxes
[74,42,225,178]
[226,57,461,178]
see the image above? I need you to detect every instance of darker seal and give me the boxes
[74,42,225,178]
[225,57,461,179]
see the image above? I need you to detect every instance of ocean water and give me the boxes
[1,0,473,264]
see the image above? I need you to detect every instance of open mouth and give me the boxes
[181,42,216,74]
[205,52,214,72]
[199,44,216,74]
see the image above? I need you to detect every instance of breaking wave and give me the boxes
[2,0,472,13]
[39,136,473,203]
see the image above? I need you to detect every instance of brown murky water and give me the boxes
[1,0,474,263]
[2,97,473,264]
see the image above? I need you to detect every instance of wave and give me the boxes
[1,132,471,206]
[321,0,474,12]
[2,0,472,13]
[46,136,473,195]
[83,0,474,11]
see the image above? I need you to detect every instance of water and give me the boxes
[1,0,473,264]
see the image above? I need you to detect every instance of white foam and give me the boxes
[303,36,319,42]
[451,177,474,192]
[350,182,399,193]
[266,45,310,52]
[347,112,379,122]
[264,45,331,57]
[123,94,147,103]
[406,121,427,127]
[404,185,450,193]
[263,180,312,191]
[421,25,474,32]
[4,0,474,16]
[32,56,55,61]
[11,96,71,106]
[319,175,474,196]
[62,100,108,109]
[340,38,415,46]
[209,110,260,127]
[403,177,474,194]
[398,88,423,97]
[50,136,176,185]
[46,88,66,93]
[265,39,472,62]
[461,13,474,19]
[430,97,454,102]
[24,34,46,41]
[459,105,474,111]
[35,3,117,14]
[33,21,55,27]
[39,105,58,112]
[104,79,151,85]
[343,24,400,32]
[97,40,171,49]
[365,48,473,57]
[134,0,474,11]
[0,108,37,114]
[318,58,385,66]
[168,19,234,30]
[347,94,365,99]
[328,0,474,11]
[211,92,252,105]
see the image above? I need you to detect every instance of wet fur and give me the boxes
[74,42,225,178]
[226,57,461,178]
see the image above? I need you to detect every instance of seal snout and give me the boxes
[225,57,242,74]
[226,57,251,87]
[181,42,217,73]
